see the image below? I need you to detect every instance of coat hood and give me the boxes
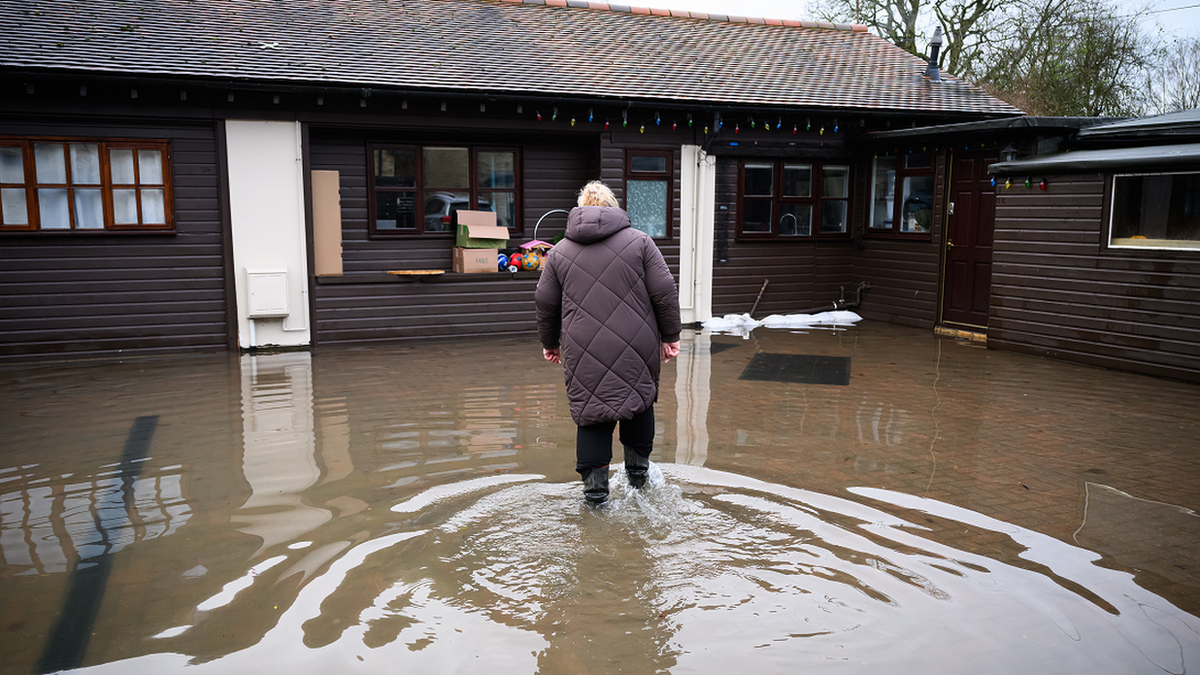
[565,206,631,245]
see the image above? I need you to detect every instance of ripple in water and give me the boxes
[79,465,1200,675]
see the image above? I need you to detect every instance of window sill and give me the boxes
[863,231,934,241]
[316,270,541,285]
[1109,238,1200,252]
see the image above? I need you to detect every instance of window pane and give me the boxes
[627,179,667,237]
[480,191,515,231]
[38,188,70,228]
[822,166,849,198]
[820,200,847,233]
[111,149,136,184]
[744,163,773,197]
[870,157,896,229]
[70,143,102,185]
[906,152,933,170]
[141,189,165,224]
[900,175,934,233]
[1111,173,1200,247]
[782,164,811,197]
[2,188,29,225]
[477,151,515,189]
[138,149,164,184]
[374,149,416,188]
[423,147,469,188]
[779,204,811,236]
[423,190,469,232]
[0,147,25,183]
[35,143,67,184]
[631,155,667,173]
[74,188,104,228]
[375,191,416,230]
[742,199,772,233]
[114,189,139,224]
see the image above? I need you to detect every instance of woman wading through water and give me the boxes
[535,181,682,505]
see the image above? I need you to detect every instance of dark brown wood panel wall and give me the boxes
[852,151,946,328]
[307,129,596,344]
[989,173,1200,382]
[710,156,854,316]
[0,119,227,361]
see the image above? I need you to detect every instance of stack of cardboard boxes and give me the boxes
[452,211,508,273]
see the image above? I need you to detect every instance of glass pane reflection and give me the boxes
[38,188,70,228]
[110,149,136,184]
[74,188,104,228]
[114,189,139,224]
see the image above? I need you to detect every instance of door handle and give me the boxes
[946,239,955,249]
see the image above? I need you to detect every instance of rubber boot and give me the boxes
[625,449,650,489]
[582,465,609,505]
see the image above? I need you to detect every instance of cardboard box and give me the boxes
[455,210,509,248]
[453,247,498,273]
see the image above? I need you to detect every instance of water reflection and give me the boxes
[235,353,330,556]
[69,465,1200,675]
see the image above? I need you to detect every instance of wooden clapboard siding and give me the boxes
[0,121,228,361]
[989,173,1200,382]
[308,129,597,344]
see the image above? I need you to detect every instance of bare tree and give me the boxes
[1145,37,1200,114]
[814,0,1158,117]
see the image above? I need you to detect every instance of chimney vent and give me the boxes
[924,27,943,82]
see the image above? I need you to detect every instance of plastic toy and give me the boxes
[497,253,509,271]
[520,252,541,271]
[509,252,524,270]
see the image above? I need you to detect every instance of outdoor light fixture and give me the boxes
[1001,143,1018,162]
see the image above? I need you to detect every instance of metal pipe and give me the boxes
[749,279,769,318]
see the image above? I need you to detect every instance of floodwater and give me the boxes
[2,321,1199,674]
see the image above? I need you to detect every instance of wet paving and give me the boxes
[1,321,1199,674]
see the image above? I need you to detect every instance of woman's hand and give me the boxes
[661,341,681,363]
[543,347,561,364]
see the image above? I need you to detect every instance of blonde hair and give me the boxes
[577,180,619,208]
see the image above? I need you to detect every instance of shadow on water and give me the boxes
[55,463,1200,675]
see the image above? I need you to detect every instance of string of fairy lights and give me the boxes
[516,102,1049,190]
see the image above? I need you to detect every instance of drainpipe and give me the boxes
[923,27,943,82]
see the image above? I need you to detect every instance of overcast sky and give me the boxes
[630,0,1200,40]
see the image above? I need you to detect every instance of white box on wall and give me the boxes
[246,269,290,318]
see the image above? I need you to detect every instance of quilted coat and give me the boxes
[535,206,681,427]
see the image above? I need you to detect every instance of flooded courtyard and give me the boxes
[2,321,1199,674]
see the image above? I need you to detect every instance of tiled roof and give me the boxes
[0,0,1022,115]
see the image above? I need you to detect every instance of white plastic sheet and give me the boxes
[702,310,861,336]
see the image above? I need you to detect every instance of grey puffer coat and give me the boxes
[535,206,681,427]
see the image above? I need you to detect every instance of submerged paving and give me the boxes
[1,321,1198,673]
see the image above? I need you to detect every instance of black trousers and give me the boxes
[575,404,655,475]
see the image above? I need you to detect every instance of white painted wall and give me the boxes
[226,120,311,348]
[679,145,717,324]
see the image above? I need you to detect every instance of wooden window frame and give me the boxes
[624,149,673,239]
[866,152,935,240]
[736,159,852,239]
[367,143,522,238]
[0,137,175,233]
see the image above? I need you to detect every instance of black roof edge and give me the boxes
[988,142,1200,174]
[866,115,1116,142]
[1,67,1016,123]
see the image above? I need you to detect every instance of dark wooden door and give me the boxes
[941,151,997,328]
